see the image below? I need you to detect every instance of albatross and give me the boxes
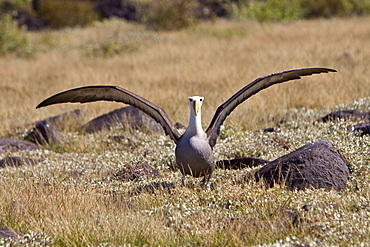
[37,67,336,182]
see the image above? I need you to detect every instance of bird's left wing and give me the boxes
[206,67,336,147]
[37,85,182,143]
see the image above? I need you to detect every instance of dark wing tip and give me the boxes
[36,103,44,109]
[326,68,337,72]
[312,67,337,73]
[290,67,337,75]
[36,85,116,109]
[36,96,58,109]
[36,91,71,109]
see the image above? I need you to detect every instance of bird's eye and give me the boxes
[200,98,203,102]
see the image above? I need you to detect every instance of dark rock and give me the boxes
[255,140,350,191]
[43,109,82,131]
[0,0,14,12]
[263,127,275,132]
[109,134,137,143]
[321,110,369,122]
[0,226,20,238]
[0,139,40,153]
[32,0,40,12]
[81,106,163,134]
[95,0,137,20]
[15,10,49,31]
[24,120,63,146]
[29,0,137,28]
[216,157,268,169]
[196,0,230,18]
[0,156,38,168]
[113,163,161,181]
[348,122,370,136]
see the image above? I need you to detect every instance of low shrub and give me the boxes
[84,28,160,57]
[138,0,199,31]
[233,0,370,20]
[0,14,34,57]
[85,35,141,57]
[35,0,100,28]
[301,0,370,18]
[244,0,304,21]
[0,0,30,11]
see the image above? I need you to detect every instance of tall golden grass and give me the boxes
[1,17,369,136]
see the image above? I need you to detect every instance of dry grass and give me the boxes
[1,17,369,135]
[0,17,370,246]
[0,110,370,246]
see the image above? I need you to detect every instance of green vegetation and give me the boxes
[301,0,370,18]
[0,14,34,57]
[34,0,100,28]
[234,0,370,20]
[237,0,305,21]
[138,0,199,31]
[84,27,161,57]
[2,0,370,32]
[0,0,30,10]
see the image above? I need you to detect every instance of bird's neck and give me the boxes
[184,110,204,137]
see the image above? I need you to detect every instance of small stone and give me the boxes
[113,163,161,181]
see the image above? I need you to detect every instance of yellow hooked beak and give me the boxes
[193,100,201,116]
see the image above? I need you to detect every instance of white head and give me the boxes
[188,96,204,116]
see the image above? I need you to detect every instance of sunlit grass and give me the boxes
[1,17,369,135]
[0,17,369,246]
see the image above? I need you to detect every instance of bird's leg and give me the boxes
[200,172,212,186]
[200,175,212,190]
[202,170,213,183]
[181,176,186,186]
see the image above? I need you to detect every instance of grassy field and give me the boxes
[0,16,369,246]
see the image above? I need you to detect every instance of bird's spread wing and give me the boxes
[205,67,337,147]
[37,86,182,143]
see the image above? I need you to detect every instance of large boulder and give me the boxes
[196,0,230,18]
[321,110,369,122]
[0,139,39,153]
[255,140,350,191]
[94,0,137,20]
[43,109,82,131]
[0,156,39,168]
[15,10,49,31]
[81,106,163,134]
[24,120,63,146]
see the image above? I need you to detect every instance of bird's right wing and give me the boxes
[37,85,182,143]
[206,67,337,147]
